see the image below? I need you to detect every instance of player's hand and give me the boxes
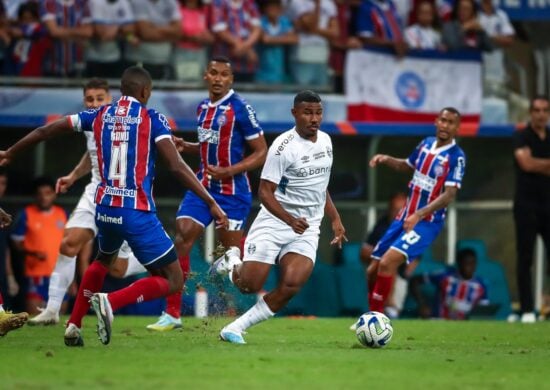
[56,174,76,194]
[330,219,348,249]
[369,154,387,168]
[0,208,12,228]
[210,203,229,230]
[403,213,421,232]
[289,217,309,235]
[7,275,19,296]
[172,136,185,153]
[0,150,13,166]
[206,165,234,180]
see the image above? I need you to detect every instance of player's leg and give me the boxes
[369,249,406,313]
[513,207,537,321]
[30,226,94,325]
[0,291,28,337]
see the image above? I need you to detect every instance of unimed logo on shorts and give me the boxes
[97,213,123,225]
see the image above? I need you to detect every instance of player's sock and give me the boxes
[369,273,393,313]
[47,254,76,313]
[228,296,274,333]
[0,291,4,312]
[122,253,147,278]
[108,276,170,311]
[68,261,108,328]
[165,255,189,318]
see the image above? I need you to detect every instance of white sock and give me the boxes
[46,254,76,313]
[123,253,147,278]
[228,296,274,333]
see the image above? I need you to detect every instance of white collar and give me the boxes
[430,139,456,153]
[209,89,234,107]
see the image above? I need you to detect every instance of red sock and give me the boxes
[165,255,190,318]
[108,276,170,311]
[68,261,108,328]
[368,274,393,313]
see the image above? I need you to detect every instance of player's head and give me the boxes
[83,78,111,109]
[388,192,407,220]
[292,90,323,140]
[0,167,7,199]
[204,56,233,101]
[120,66,153,105]
[435,107,461,144]
[529,95,550,130]
[32,176,56,210]
[456,248,477,280]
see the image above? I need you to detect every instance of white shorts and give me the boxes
[65,183,98,234]
[242,209,320,265]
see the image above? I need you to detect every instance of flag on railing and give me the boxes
[345,48,482,123]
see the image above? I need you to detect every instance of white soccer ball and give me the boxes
[355,311,393,348]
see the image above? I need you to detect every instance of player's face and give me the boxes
[84,88,112,109]
[204,61,233,101]
[435,110,460,144]
[292,102,323,140]
[36,185,56,210]
[530,99,550,130]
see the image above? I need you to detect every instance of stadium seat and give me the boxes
[340,241,362,265]
[304,262,341,317]
[335,263,368,315]
[457,239,511,320]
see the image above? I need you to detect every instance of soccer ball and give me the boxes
[355,311,393,348]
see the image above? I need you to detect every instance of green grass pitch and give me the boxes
[1,316,550,389]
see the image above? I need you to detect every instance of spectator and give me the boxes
[0,1,9,72]
[3,0,31,22]
[40,0,93,77]
[4,1,50,76]
[478,0,515,95]
[409,248,489,320]
[441,0,492,52]
[126,0,182,80]
[210,0,262,82]
[287,0,338,86]
[511,96,550,324]
[405,0,442,50]
[173,0,214,82]
[10,177,67,315]
[356,0,407,57]
[86,0,135,79]
[256,0,297,85]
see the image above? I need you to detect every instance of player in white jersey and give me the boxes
[29,79,145,326]
[210,90,347,344]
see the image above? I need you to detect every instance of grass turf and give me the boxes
[1,316,549,389]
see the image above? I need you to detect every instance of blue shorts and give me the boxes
[176,190,252,231]
[372,219,443,262]
[95,205,176,269]
[27,276,50,302]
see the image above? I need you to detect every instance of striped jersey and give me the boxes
[357,0,403,42]
[196,89,263,196]
[68,96,172,212]
[397,137,466,224]
[426,268,488,319]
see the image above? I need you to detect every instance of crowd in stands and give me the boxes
[0,0,516,92]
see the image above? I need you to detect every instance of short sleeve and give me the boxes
[512,130,528,151]
[406,140,423,168]
[67,108,101,133]
[237,103,263,140]
[261,140,290,185]
[10,210,27,241]
[130,0,150,22]
[497,10,515,36]
[151,110,172,143]
[40,0,57,22]
[445,152,466,188]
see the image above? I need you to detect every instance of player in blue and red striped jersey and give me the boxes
[0,66,228,346]
[410,248,488,319]
[365,107,466,315]
[147,56,268,331]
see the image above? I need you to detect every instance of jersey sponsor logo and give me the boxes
[453,156,465,181]
[198,126,219,144]
[411,170,436,191]
[275,133,294,156]
[245,104,260,128]
[313,151,326,160]
[296,166,331,178]
[96,212,123,225]
[111,131,129,142]
[104,185,136,197]
[103,114,142,125]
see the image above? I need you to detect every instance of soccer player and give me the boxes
[147,56,267,331]
[366,107,466,315]
[210,90,347,344]
[29,79,146,325]
[0,66,228,346]
[0,207,29,337]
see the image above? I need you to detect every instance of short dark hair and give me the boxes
[457,248,476,264]
[529,95,549,111]
[440,106,461,120]
[293,90,322,107]
[32,176,55,192]
[209,56,232,66]
[120,66,152,96]
[83,78,109,95]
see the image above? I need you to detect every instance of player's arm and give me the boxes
[56,152,92,194]
[0,118,74,166]
[5,246,18,296]
[324,190,347,248]
[43,19,93,40]
[172,136,200,155]
[157,138,228,229]
[514,147,550,176]
[135,20,181,42]
[258,179,309,234]
[206,135,268,180]
[403,185,458,232]
[369,154,414,173]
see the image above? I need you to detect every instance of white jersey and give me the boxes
[84,131,101,185]
[260,127,333,226]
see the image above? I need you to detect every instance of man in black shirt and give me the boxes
[512,95,550,323]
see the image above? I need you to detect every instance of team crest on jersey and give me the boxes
[217,114,227,126]
[116,106,127,116]
[247,243,256,255]
[434,163,445,177]
[326,146,332,158]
